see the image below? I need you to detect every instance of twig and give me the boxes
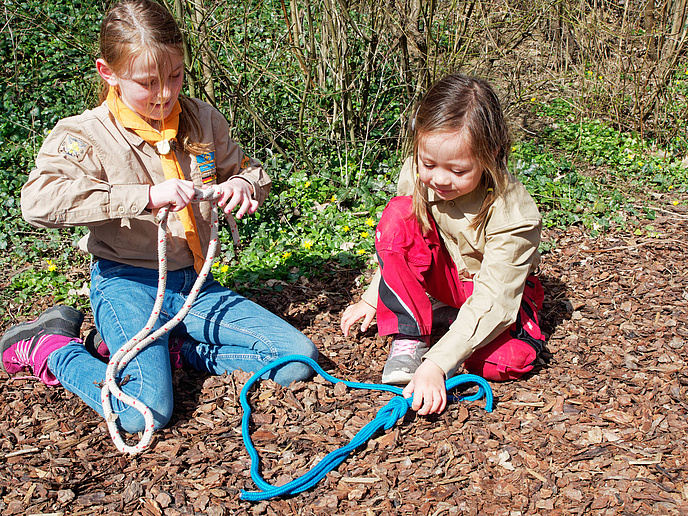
[632,204,688,219]
[3,447,40,459]
[604,475,678,493]
[581,238,684,253]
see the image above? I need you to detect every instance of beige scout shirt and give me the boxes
[21,99,270,271]
[361,157,542,377]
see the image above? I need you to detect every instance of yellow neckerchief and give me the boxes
[106,87,205,273]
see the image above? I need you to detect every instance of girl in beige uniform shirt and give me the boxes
[341,74,546,416]
[1,0,317,436]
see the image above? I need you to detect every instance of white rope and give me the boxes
[100,186,232,455]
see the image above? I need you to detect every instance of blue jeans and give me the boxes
[48,259,318,433]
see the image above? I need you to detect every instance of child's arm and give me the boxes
[423,215,541,379]
[22,117,150,228]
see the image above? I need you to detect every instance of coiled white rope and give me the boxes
[100,185,235,454]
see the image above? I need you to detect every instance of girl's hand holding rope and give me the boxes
[215,176,258,219]
[147,178,196,212]
[147,176,258,218]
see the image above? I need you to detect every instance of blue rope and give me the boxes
[239,354,493,501]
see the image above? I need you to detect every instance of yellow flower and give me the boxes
[304,181,311,188]
[331,194,337,202]
[530,97,536,102]
[303,240,313,250]
[46,259,56,272]
[587,70,593,75]
[365,217,375,227]
[361,231,369,238]
[282,251,292,259]
[343,225,350,232]
[221,265,229,273]
[212,261,220,268]
[638,161,643,166]
[357,249,366,255]
[668,185,674,190]
[673,200,680,206]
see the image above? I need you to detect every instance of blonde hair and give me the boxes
[98,0,206,154]
[410,74,511,233]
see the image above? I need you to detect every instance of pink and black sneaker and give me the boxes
[1,305,84,385]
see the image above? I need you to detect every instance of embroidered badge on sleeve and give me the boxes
[197,151,217,184]
[240,154,251,169]
[58,134,90,161]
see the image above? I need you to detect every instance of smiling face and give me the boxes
[417,129,484,201]
[98,48,184,125]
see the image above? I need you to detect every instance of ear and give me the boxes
[96,58,119,87]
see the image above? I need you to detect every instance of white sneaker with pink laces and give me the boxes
[381,335,430,385]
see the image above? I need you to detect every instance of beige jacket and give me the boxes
[21,99,270,271]
[361,157,542,377]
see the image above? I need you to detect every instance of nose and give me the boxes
[158,82,173,102]
[433,168,453,186]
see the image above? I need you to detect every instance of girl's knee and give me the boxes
[270,360,315,386]
[115,382,174,433]
[268,334,318,386]
[291,334,318,361]
[377,196,425,250]
[117,399,173,434]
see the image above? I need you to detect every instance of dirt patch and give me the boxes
[1,197,687,515]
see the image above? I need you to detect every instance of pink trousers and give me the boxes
[375,196,545,381]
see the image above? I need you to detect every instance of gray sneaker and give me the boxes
[381,336,430,385]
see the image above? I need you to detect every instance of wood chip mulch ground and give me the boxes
[1,198,687,515]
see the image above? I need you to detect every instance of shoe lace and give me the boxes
[9,334,46,367]
[389,338,420,358]
[6,334,48,382]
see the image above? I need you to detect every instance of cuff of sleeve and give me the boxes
[423,330,474,378]
[109,184,150,218]
[229,175,255,198]
[360,269,381,308]
[239,164,270,205]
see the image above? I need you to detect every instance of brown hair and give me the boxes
[97,0,206,153]
[411,74,511,233]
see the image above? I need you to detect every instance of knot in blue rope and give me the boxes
[239,354,492,501]
[375,395,410,430]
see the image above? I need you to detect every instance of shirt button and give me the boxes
[118,206,126,214]
[131,204,138,212]
[448,201,455,207]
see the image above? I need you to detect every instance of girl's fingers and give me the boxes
[234,196,253,219]
[432,392,445,414]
